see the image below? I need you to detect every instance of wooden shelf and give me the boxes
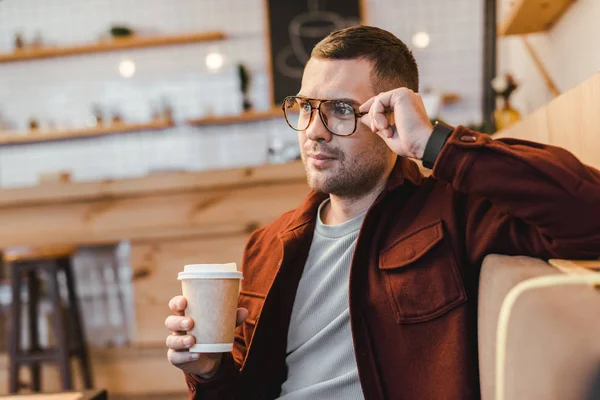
[0,31,226,63]
[498,0,576,36]
[186,108,285,126]
[0,119,174,146]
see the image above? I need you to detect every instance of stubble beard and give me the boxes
[302,141,389,198]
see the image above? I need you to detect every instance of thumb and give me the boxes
[359,113,372,129]
[236,308,249,326]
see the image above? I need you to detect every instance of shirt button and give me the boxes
[406,247,415,258]
[460,135,477,142]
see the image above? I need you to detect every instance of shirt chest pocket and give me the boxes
[379,220,467,324]
[238,291,265,347]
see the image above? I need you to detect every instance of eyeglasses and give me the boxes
[281,96,368,137]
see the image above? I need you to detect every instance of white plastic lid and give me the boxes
[177,263,243,280]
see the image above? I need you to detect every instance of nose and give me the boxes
[304,110,332,143]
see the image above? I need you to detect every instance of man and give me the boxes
[165,26,600,399]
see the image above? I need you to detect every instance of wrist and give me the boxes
[197,354,223,379]
[415,128,433,160]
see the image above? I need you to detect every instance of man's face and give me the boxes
[297,57,394,197]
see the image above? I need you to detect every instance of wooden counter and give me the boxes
[0,161,308,247]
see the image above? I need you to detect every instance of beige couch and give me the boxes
[478,255,600,400]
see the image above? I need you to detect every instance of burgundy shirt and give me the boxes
[184,126,600,399]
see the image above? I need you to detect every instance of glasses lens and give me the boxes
[321,100,356,136]
[284,97,311,131]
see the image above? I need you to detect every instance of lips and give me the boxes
[306,152,337,169]
[308,153,336,160]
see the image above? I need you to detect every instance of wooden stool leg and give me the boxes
[8,263,23,394]
[60,258,93,389]
[26,269,41,392]
[47,264,73,391]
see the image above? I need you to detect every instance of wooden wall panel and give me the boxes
[577,72,600,168]
[494,72,600,170]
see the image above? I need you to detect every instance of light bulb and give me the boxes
[119,59,136,78]
[206,52,224,71]
[412,32,430,49]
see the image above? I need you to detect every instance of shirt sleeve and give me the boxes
[432,126,600,264]
[184,352,241,399]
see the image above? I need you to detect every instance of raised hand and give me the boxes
[359,87,433,159]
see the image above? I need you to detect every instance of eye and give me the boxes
[297,99,312,113]
[332,101,354,117]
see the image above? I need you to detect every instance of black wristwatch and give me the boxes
[422,121,454,169]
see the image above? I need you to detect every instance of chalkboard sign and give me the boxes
[266,0,365,106]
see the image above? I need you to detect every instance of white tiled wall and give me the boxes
[369,0,484,125]
[0,0,483,188]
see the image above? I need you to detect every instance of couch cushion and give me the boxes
[478,254,600,399]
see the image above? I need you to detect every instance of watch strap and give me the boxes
[422,121,454,169]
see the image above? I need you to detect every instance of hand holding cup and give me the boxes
[165,295,248,378]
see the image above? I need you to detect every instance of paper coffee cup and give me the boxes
[177,263,243,353]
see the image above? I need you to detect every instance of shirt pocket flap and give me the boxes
[239,291,266,326]
[379,220,444,270]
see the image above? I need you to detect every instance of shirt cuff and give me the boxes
[432,126,492,188]
[184,352,239,397]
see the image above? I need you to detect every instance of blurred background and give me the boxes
[0,0,598,399]
[0,0,488,188]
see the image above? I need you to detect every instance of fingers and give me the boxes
[236,308,249,326]
[359,115,392,139]
[166,334,196,351]
[167,302,247,333]
[381,127,394,139]
[167,348,200,366]
[360,88,413,133]
[169,296,187,316]
[166,308,248,332]
[359,113,371,127]
[165,315,194,333]
[361,95,384,132]
[359,97,375,113]
[370,95,390,131]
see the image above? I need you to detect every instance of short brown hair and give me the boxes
[311,25,419,93]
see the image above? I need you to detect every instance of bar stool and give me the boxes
[5,245,93,394]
